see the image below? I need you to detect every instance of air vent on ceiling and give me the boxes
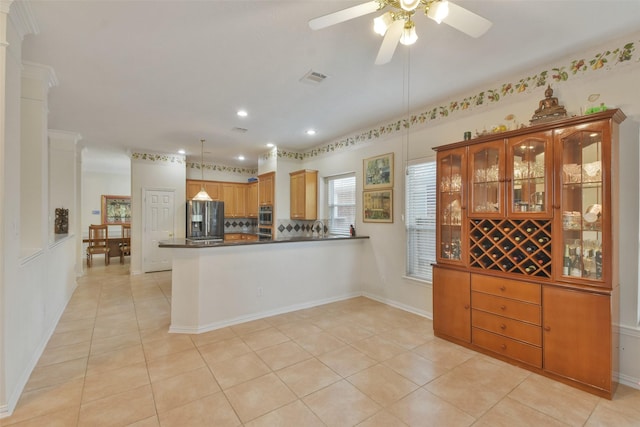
[232,127,248,133]
[300,70,328,85]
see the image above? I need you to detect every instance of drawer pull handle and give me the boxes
[500,305,506,310]
[500,344,507,350]
[499,286,506,291]
[544,326,551,331]
[500,324,507,330]
[464,304,470,310]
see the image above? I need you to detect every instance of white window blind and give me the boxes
[406,160,437,282]
[327,173,356,236]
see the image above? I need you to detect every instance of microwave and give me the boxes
[259,206,273,225]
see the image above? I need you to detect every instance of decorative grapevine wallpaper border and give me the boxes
[185,161,257,176]
[131,152,186,164]
[135,36,638,167]
[131,152,258,175]
[261,36,638,163]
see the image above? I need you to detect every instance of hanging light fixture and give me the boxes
[192,139,213,201]
[399,0,420,12]
[399,20,418,45]
[373,0,451,41]
[427,0,449,24]
[373,11,394,35]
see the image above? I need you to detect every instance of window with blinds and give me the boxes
[327,173,356,236]
[406,160,437,282]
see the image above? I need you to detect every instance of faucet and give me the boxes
[312,220,325,238]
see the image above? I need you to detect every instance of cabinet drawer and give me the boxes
[472,292,541,325]
[473,328,542,368]
[471,275,540,304]
[472,309,541,346]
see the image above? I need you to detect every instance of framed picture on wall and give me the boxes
[363,152,394,190]
[363,189,393,223]
[101,195,131,224]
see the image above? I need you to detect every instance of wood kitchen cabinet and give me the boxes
[432,266,470,343]
[224,233,258,242]
[247,182,258,218]
[542,285,613,394]
[186,180,221,200]
[432,109,625,398]
[258,172,275,206]
[222,183,247,218]
[187,179,257,218]
[290,169,317,220]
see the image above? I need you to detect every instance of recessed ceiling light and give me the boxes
[178,149,185,154]
[238,155,245,161]
[306,129,316,136]
[266,143,274,148]
[237,110,248,117]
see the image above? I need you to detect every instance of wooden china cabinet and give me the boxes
[433,109,625,398]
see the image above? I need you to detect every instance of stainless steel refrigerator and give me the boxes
[186,200,224,241]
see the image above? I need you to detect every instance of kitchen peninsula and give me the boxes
[159,235,369,333]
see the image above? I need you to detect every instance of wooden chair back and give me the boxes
[120,224,131,264]
[87,224,110,267]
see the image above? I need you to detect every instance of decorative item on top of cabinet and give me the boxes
[258,172,275,207]
[290,170,317,220]
[433,109,626,399]
[530,85,567,124]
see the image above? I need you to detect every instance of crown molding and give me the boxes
[7,0,38,40]
[0,0,13,14]
[49,129,83,151]
[22,60,58,89]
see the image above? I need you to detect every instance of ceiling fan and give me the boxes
[309,0,492,65]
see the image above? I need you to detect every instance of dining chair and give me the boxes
[87,224,110,267]
[120,223,131,264]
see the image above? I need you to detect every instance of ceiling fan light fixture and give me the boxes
[399,20,418,45]
[399,0,421,11]
[427,0,449,24]
[373,11,393,36]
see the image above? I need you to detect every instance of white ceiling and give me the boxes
[20,0,640,170]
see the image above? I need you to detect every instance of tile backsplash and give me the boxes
[276,219,328,238]
[224,219,257,234]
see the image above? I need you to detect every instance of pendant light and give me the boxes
[192,139,213,201]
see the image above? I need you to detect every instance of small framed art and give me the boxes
[363,152,394,190]
[363,189,393,223]
[101,195,131,224]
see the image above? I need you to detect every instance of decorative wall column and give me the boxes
[0,0,13,416]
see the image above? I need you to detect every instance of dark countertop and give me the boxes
[159,235,369,248]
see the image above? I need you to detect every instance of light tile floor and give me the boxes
[3,260,640,426]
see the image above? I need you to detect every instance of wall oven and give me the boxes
[259,205,273,226]
[257,227,272,241]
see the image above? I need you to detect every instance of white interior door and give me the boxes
[143,189,175,272]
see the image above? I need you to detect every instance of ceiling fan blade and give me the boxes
[375,19,404,65]
[441,1,492,38]
[309,1,381,30]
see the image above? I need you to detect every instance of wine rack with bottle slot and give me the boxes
[469,219,552,278]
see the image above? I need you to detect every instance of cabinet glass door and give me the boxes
[469,141,504,218]
[437,148,466,264]
[507,132,552,217]
[557,124,606,285]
